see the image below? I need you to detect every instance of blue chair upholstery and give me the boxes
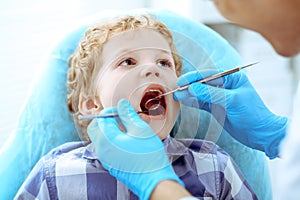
[0,9,272,199]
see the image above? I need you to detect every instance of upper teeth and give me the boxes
[148,89,163,95]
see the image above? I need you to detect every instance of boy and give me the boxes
[15,14,257,199]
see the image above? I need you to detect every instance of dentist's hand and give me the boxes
[87,99,184,200]
[174,70,288,159]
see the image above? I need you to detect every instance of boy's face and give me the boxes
[95,29,180,140]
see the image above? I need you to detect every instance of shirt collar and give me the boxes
[163,136,189,156]
[83,143,98,160]
[83,136,189,160]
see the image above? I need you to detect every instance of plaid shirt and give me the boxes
[14,137,257,200]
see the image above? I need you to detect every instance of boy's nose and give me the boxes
[141,65,160,78]
[145,71,159,77]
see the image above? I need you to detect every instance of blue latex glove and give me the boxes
[174,70,288,159]
[87,99,184,200]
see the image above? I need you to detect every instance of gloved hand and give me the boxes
[87,99,184,200]
[174,70,288,159]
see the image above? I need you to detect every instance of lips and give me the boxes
[140,85,167,116]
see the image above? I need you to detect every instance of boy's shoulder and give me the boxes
[40,141,89,163]
[43,141,102,167]
[17,142,122,199]
[46,141,88,156]
[37,141,108,179]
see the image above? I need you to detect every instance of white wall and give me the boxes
[0,0,148,144]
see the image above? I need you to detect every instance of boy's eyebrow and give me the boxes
[115,47,172,57]
[114,48,132,56]
[102,48,131,64]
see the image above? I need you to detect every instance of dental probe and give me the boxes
[78,111,147,120]
[153,62,258,99]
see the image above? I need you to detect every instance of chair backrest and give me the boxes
[0,9,272,200]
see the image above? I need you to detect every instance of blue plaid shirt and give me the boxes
[15,137,257,200]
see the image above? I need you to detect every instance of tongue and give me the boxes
[148,104,165,116]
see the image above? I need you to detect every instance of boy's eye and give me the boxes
[119,58,137,67]
[157,59,172,68]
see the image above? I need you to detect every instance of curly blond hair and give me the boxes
[67,14,182,141]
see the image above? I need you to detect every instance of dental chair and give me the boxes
[0,9,272,200]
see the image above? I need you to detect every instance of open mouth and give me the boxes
[140,88,166,116]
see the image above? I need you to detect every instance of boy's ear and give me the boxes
[79,95,102,115]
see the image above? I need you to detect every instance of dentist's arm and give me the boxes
[151,180,195,200]
[212,0,300,57]
[87,99,191,200]
[174,70,288,159]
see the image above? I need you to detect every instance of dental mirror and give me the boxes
[144,97,161,111]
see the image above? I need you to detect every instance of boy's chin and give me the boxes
[150,122,174,140]
[138,109,178,140]
[155,132,169,140]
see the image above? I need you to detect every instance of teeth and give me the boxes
[147,89,163,95]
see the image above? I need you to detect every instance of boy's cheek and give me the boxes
[99,88,123,108]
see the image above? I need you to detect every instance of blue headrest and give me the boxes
[0,9,271,199]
